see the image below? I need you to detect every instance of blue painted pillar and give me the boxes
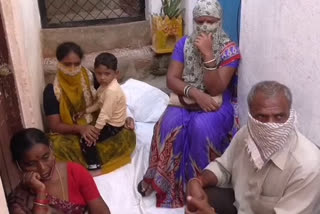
[218,0,241,44]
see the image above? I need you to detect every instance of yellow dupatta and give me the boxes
[50,65,136,174]
[53,66,95,126]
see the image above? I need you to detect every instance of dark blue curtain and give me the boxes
[218,0,241,44]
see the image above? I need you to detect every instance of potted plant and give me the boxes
[152,0,184,54]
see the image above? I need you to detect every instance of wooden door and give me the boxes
[0,12,23,195]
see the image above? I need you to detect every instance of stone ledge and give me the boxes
[41,20,151,58]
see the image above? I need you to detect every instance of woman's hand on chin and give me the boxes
[125,117,135,130]
[22,171,46,194]
[195,33,214,58]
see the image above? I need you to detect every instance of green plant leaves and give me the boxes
[161,0,183,19]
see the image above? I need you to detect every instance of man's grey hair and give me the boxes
[247,81,293,108]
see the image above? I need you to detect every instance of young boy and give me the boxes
[81,52,127,170]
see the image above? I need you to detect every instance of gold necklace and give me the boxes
[55,165,66,201]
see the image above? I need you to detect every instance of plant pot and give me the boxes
[151,16,183,54]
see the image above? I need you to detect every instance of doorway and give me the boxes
[0,12,23,195]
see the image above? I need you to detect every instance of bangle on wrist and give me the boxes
[33,202,48,207]
[35,191,48,203]
[186,86,193,98]
[204,67,218,71]
[203,64,218,71]
[203,58,216,64]
[34,199,49,204]
[183,85,192,98]
[188,177,203,187]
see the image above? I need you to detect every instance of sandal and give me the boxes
[87,163,101,171]
[137,180,153,197]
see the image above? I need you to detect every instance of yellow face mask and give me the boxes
[57,62,81,76]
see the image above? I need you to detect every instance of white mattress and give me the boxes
[94,79,184,214]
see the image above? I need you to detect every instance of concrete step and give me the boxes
[43,46,170,93]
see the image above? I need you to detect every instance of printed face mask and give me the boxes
[57,63,81,76]
[194,21,221,35]
[246,109,296,170]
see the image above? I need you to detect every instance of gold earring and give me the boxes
[16,161,23,172]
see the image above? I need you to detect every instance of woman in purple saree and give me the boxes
[138,0,241,208]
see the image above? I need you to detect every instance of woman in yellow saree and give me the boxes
[43,42,136,172]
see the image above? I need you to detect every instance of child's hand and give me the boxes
[125,117,135,130]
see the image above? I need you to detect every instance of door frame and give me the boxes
[0,4,23,195]
[0,177,9,214]
[0,0,44,129]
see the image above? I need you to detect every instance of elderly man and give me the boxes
[186,81,320,214]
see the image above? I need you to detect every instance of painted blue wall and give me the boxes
[219,0,241,44]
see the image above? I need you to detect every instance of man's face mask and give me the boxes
[246,109,296,170]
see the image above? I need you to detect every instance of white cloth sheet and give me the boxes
[94,79,184,214]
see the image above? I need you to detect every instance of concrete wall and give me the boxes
[184,0,196,35]
[42,0,193,57]
[238,0,320,146]
[42,21,151,57]
[146,0,163,17]
[42,0,154,57]
[0,0,44,129]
